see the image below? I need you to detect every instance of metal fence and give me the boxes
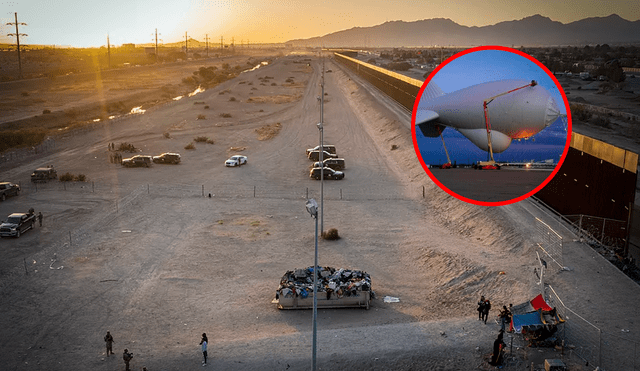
[13,180,415,202]
[565,214,628,252]
[534,217,564,270]
[546,285,639,371]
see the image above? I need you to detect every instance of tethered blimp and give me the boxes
[415,79,563,168]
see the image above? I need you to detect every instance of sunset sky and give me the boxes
[1,0,638,47]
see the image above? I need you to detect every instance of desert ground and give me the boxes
[1,52,639,371]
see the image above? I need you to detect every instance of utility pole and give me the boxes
[154,28,159,63]
[185,31,188,56]
[7,12,27,79]
[107,34,111,69]
[220,36,223,51]
[205,34,209,57]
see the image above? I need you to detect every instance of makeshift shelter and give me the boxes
[509,294,565,344]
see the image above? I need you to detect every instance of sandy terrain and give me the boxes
[0,53,638,371]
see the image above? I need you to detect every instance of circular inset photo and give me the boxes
[412,46,571,206]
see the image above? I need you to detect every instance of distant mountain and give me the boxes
[286,14,640,47]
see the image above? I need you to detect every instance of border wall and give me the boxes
[536,132,638,255]
[333,52,422,111]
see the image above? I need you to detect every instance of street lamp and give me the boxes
[305,198,319,371]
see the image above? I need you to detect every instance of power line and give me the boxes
[6,12,27,79]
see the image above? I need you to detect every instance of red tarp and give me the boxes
[530,294,553,312]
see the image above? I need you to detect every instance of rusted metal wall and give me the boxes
[334,52,422,111]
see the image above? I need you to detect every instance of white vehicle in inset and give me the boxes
[225,155,248,167]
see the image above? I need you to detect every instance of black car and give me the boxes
[0,182,20,201]
[152,153,181,164]
[122,155,152,167]
[309,167,344,180]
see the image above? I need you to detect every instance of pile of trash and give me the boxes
[276,266,372,301]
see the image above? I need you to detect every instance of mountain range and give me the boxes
[286,14,640,47]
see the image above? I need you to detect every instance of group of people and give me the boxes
[27,207,44,227]
[103,331,209,370]
[477,295,492,323]
[476,296,514,366]
[110,152,123,164]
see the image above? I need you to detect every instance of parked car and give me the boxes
[308,150,338,161]
[225,155,248,167]
[122,155,152,167]
[306,144,336,156]
[309,167,344,180]
[0,212,35,238]
[0,182,20,201]
[31,166,57,182]
[313,158,346,171]
[152,153,181,164]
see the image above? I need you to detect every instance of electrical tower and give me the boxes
[7,12,27,79]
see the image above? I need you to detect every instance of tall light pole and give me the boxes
[7,12,27,79]
[305,198,319,371]
[319,57,325,235]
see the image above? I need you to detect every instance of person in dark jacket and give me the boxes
[482,299,492,324]
[123,349,133,371]
[477,296,485,320]
[104,331,114,356]
[489,330,505,366]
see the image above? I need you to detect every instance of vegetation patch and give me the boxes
[255,123,282,141]
[59,172,87,182]
[184,142,196,150]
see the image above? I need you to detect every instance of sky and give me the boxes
[1,0,638,47]
[415,48,569,165]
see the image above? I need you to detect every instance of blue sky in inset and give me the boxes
[415,49,569,165]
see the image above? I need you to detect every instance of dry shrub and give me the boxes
[206,139,214,145]
[220,113,232,118]
[229,97,237,102]
[59,172,74,182]
[322,228,340,240]
[204,105,210,109]
[42,109,51,114]
[197,114,206,120]
[75,174,87,182]
[185,142,196,150]
[194,136,209,143]
[163,132,171,139]
[255,123,282,140]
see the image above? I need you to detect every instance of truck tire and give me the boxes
[1,194,5,201]
[16,229,20,238]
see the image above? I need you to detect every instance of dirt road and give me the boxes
[0,54,637,371]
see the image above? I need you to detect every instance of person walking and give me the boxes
[104,331,114,356]
[37,212,43,227]
[477,296,485,320]
[482,299,492,324]
[499,306,510,331]
[123,349,133,371]
[489,330,505,366]
[200,333,208,366]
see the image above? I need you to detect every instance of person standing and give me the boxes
[37,212,43,227]
[104,331,114,356]
[123,349,133,371]
[477,296,485,320]
[499,306,510,331]
[489,330,505,366]
[482,299,492,324]
[200,333,208,366]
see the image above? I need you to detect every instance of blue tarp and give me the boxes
[511,311,544,334]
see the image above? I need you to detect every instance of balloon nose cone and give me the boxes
[545,96,562,127]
